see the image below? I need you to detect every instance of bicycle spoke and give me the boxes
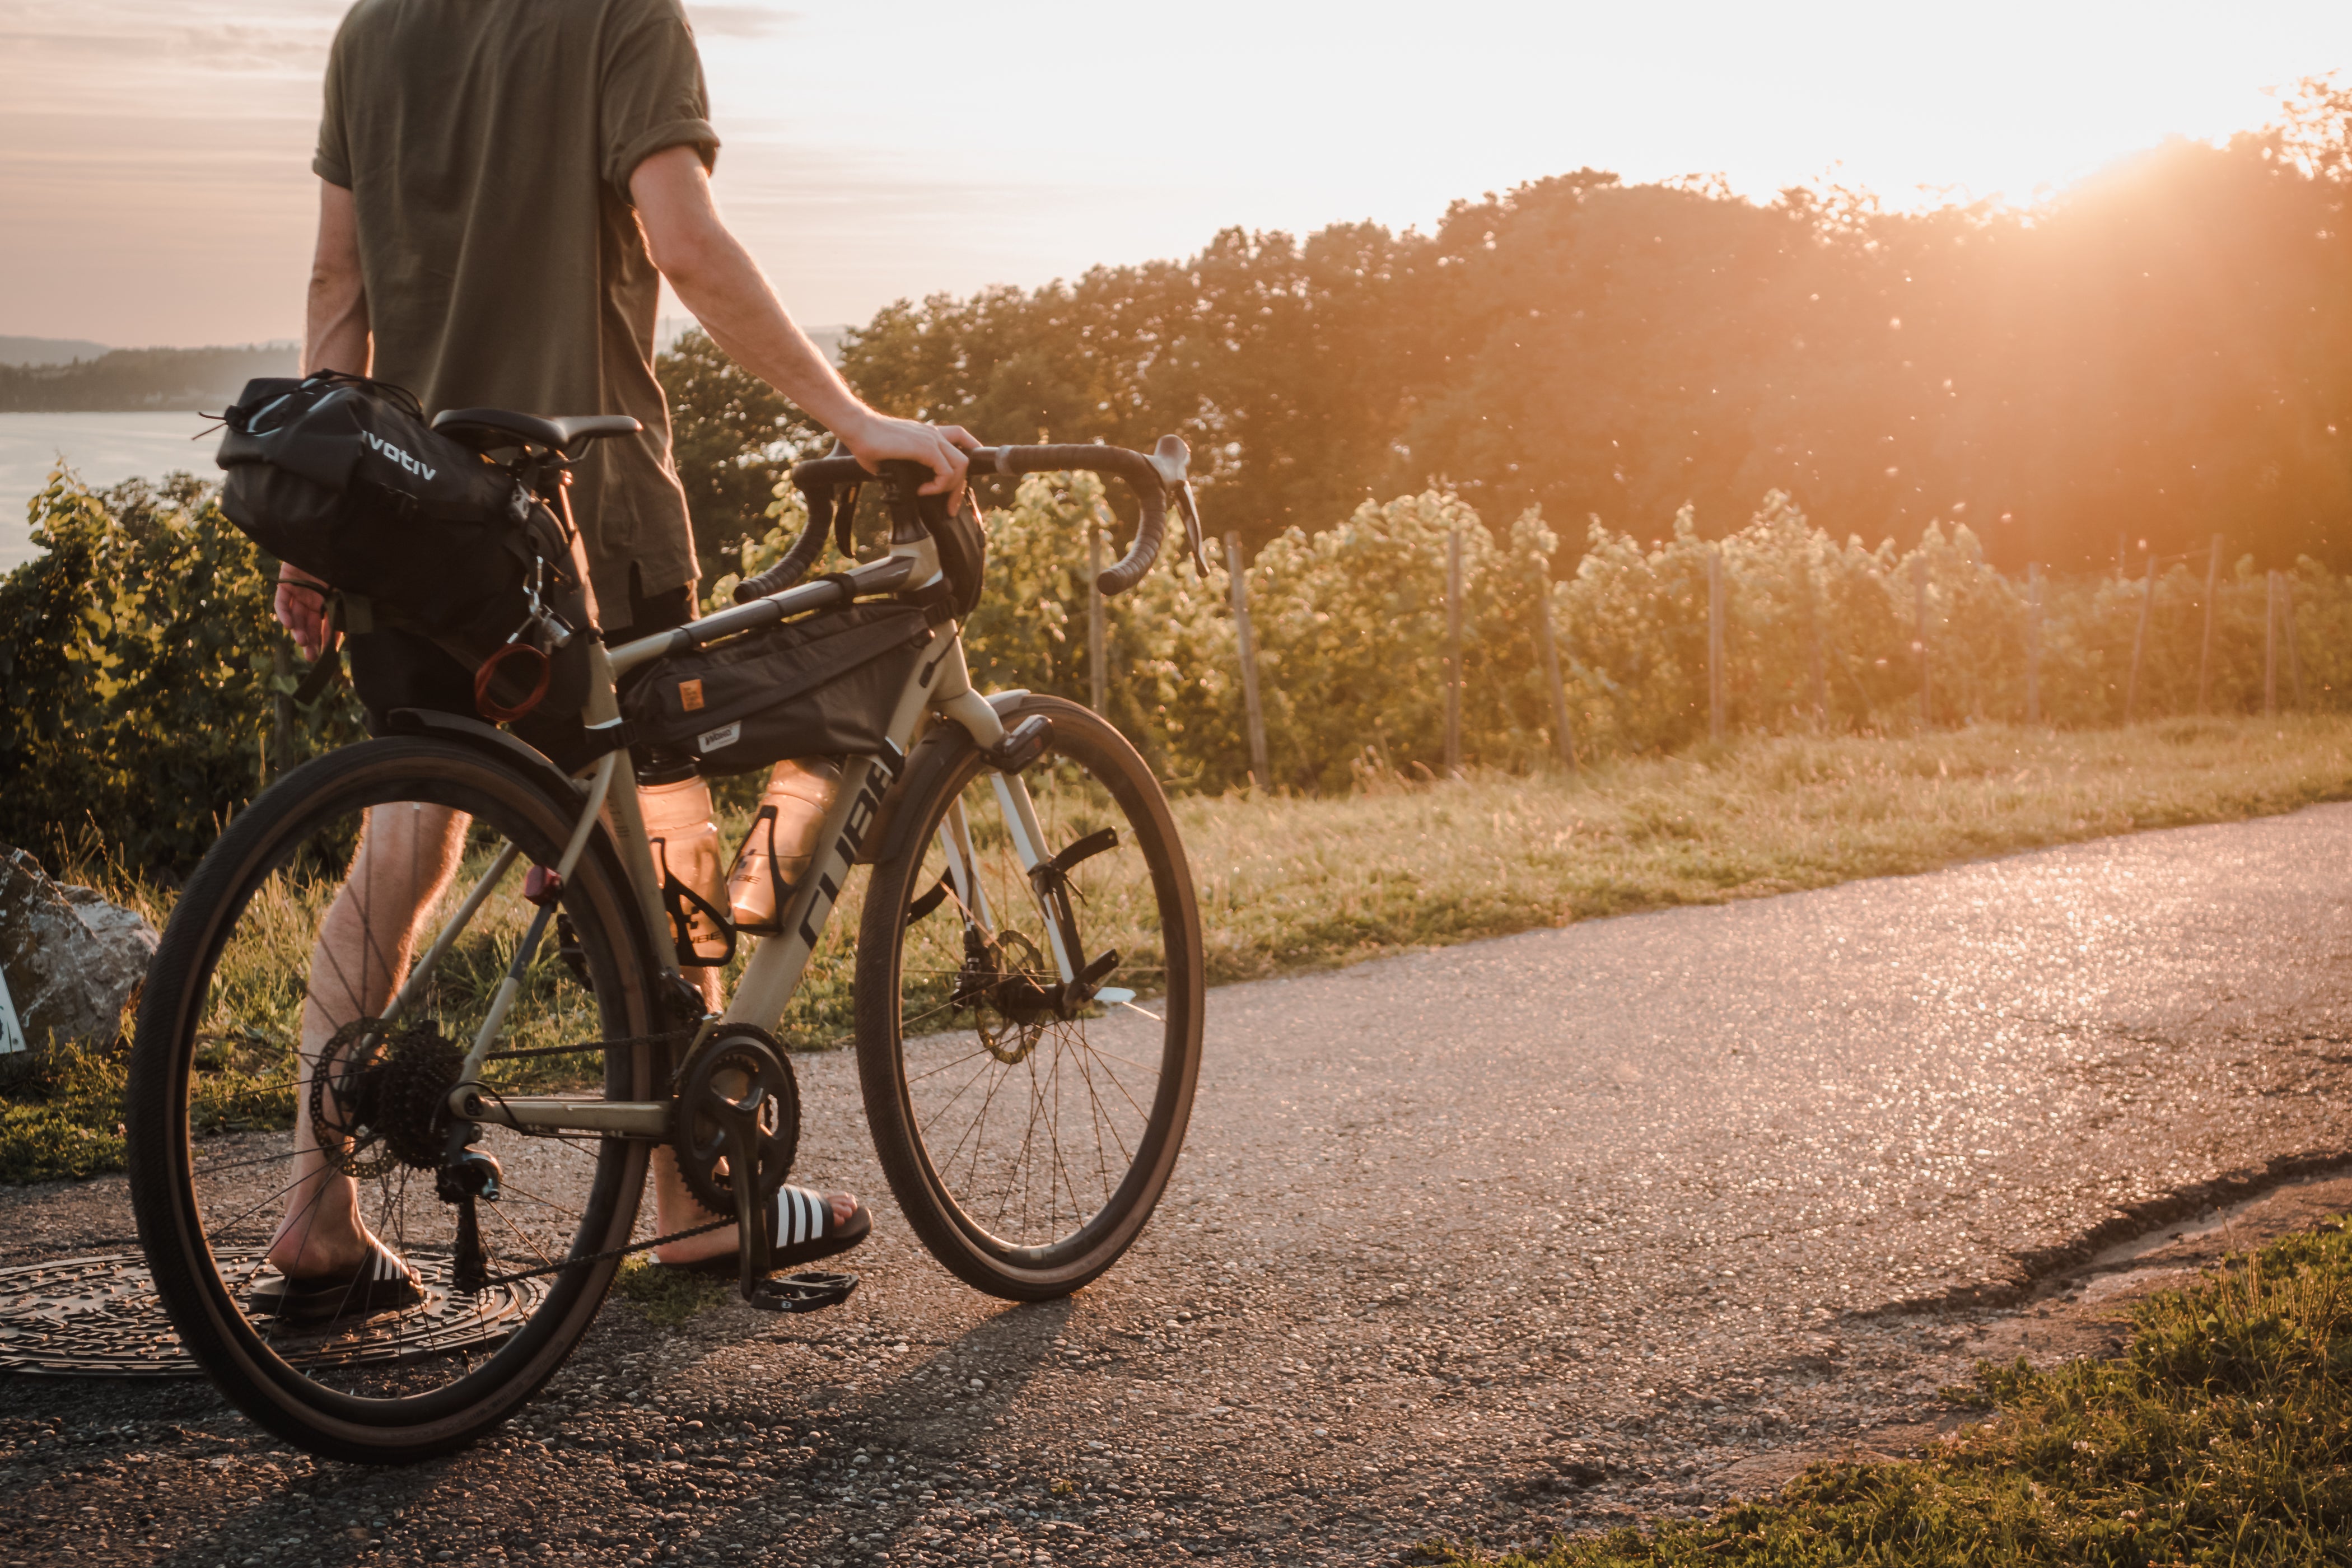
[142,746,646,1441]
[880,721,1197,1270]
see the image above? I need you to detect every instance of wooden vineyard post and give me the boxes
[2265,570,2279,718]
[1535,584,1578,773]
[1913,553,1930,728]
[1226,533,1270,787]
[2124,550,2155,723]
[1445,526,1464,774]
[2026,562,2042,726]
[1797,549,1827,725]
[2285,575,2304,708]
[2197,534,2221,713]
[1706,547,1725,743]
[1088,510,1108,716]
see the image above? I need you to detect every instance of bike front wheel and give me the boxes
[127,736,660,1463]
[856,696,1205,1300]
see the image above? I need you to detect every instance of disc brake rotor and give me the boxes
[972,930,1055,1066]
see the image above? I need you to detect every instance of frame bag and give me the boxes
[623,604,938,775]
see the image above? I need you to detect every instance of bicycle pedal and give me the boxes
[746,1271,858,1314]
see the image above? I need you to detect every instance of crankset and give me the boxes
[671,1027,815,1307]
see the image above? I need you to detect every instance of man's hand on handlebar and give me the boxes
[840,412,978,505]
[275,566,332,661]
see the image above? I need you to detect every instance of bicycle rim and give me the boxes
[860,697,1203,1298]
[128,739,655,1459]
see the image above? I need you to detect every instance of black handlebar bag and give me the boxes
[216,372,591,718]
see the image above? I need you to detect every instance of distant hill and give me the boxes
[0,329,830,411]
[0,344,298,412]
[0,336,110,368]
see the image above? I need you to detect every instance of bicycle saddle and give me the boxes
[432,407,643,455]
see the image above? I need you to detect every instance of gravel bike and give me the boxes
[127,414,1208,1462]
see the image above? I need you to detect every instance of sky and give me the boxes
[4,1,2352,348]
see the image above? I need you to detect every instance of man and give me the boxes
[261,0,971,1316]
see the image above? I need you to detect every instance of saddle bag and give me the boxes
[216,373,580,648]
[215,371,590,718]
[623,604,939,774]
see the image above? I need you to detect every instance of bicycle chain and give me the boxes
[482,1025,700,1063]
[470,1213,737,1291]
[468,1024,739,1290]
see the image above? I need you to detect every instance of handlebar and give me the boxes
[732,435,1207,605]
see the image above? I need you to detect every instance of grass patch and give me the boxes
[0,1032,300,1183]
[612,1254,732,1326]
[1427,1216,2352,1566]
[10,716,2351,1184]
[1184,717,2352,983]
[0,1040,128,1182]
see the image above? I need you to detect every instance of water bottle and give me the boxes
[637,767,730,962]
[726,758,843,934]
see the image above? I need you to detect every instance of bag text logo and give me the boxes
[363,431,438,482]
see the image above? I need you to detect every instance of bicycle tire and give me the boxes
[855,695,1204,1300]
[127,735,660,1463]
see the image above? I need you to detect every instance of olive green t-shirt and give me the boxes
[315,0,717,618]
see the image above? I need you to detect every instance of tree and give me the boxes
[657,327,828,583]
[822,82,2352,573]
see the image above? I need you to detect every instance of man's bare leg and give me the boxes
[266,803,468,1279]
[264,799,851,1276]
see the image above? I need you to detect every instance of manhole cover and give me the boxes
[0,1251,550,1377]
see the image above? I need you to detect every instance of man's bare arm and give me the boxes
[629,146,972,496]
[278,179,370,656]
[305,180,369,378]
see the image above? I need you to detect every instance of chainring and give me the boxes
[672,1027,801,1219]
[309,1018,466,1178]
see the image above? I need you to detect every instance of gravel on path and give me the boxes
[6,802,2352,1567]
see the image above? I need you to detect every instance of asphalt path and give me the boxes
[7,802,2352,1566]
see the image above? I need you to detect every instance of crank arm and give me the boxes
[729,1114,771,1303]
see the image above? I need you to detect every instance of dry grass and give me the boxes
[11,716,2351,1183]
[1180,716,2352,984]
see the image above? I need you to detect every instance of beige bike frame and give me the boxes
[421,530,1065,1139]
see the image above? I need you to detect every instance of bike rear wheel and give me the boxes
[127,736,659,1463]
[855,696,1205,1300]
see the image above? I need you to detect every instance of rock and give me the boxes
[0,848,158,1054]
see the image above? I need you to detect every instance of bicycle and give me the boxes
[126,415,1210,1463]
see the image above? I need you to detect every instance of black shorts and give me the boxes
[349,577,695,743]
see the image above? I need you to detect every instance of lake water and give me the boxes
[1,412,223,571]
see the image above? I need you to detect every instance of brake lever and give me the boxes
[1174,480,1208,577]
[1137,433,1208,578]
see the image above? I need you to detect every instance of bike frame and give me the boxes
[396,528,1063,1141]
